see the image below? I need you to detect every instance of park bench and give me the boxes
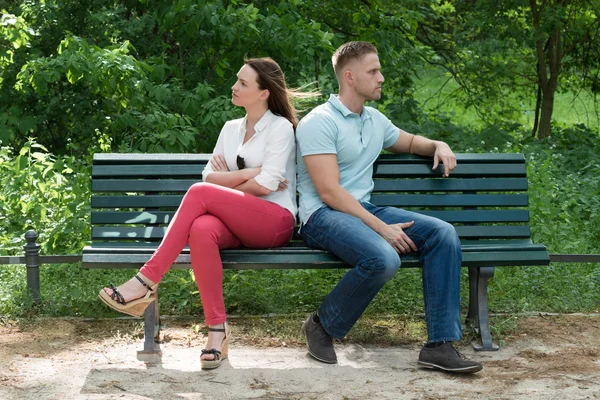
[82,152,550,355]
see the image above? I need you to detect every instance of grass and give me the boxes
[413,66,600,131]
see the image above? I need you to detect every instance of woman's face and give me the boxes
[231,64,268,108]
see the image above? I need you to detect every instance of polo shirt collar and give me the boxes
[328,94,371,120]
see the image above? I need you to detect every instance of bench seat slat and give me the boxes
[81,249,549,269]
[83,241,546,254]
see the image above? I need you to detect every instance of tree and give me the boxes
[418,0,600,138]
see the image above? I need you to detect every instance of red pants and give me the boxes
[139,182,295,324]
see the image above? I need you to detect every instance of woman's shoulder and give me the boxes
[269,114,294,132]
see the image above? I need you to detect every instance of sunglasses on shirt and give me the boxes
[236,155,246,170]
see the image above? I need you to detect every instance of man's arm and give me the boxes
[385,130,457,177]
[304,154,417,253]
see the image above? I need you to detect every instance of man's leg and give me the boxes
[368,203,462,342]
[300,206,401,342]
[368,203,482,373]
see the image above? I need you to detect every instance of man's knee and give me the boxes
[432,219,460,245]
[367,246,401,281]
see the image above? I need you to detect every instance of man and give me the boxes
[296,41,482,373]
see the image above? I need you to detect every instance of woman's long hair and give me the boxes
[244,58,309,130]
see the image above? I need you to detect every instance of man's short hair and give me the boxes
[332,41,378,78]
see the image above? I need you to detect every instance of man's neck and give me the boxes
[337,91,365,115]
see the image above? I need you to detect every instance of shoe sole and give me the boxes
[417,360,483,373]
[301,322,337,364]
[98,289,155,317]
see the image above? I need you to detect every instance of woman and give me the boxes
[99,57,299,369]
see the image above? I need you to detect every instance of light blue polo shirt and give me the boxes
[296,94,401,225]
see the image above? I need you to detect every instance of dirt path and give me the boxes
[1,314,599,399]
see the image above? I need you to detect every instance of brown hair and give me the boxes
[332,41,378,78]
[244,57,299,129]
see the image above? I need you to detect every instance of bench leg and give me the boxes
[466,266,478,324]
[469,266,499,351]
[137,292,162,357]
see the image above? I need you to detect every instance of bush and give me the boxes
[0,139,90,255]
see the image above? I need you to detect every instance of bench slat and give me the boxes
[91,225,531,240]
[373,163,526,177]
[82,241,546,254]
[91,193,529,208]
[91,178,529,193]
[91,209,529,224]
[92,180,199,192]
[81,249,549,269]
[373,178,528,192]
[370,194,528,207]
[94,163,526,178]
[93,153,525,164]
[92,164,205,177]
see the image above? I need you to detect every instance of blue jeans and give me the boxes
[300,202,462,343]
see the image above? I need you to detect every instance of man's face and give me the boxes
[348,52,385,101]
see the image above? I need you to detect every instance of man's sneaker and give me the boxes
[418,342,483,373]
[302,312,337,364]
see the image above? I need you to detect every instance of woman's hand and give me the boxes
[276,179,289,192]
[210,155,229,172]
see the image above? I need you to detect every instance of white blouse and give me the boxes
[202,109,297,218]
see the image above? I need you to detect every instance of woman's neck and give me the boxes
[244,103,269,126]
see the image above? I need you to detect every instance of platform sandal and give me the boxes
[200,322,230,370]
[98,274,157,317]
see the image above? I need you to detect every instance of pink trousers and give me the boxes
[139,182,295,324]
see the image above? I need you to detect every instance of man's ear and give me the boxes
[343,69,354,86]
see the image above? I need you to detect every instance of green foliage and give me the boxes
[0,139,90,255]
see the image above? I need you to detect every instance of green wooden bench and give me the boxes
[82,153,550,355]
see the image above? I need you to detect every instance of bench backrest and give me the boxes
[90,153,532,248]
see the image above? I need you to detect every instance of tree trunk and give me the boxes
[537,86,555,139]
[530,0,563,139]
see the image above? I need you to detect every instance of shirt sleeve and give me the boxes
[381,113,401,149]
[296,112,338,157]
[254,119,296,191]
[202,125,227,182]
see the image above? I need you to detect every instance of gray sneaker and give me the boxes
[418,342,483,373]
[302,312,337,364]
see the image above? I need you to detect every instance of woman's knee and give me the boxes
[189,215,221,243]
[187,181,211,197]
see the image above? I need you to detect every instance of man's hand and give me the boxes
[432,142,457,177]
[377,221,417,254]
[210,154,229,172]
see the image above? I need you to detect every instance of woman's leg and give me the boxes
[189,215,240,326]
[104,182,294,302]
[187,199,294,360]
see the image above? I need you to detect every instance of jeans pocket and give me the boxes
[270,226,294,248]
